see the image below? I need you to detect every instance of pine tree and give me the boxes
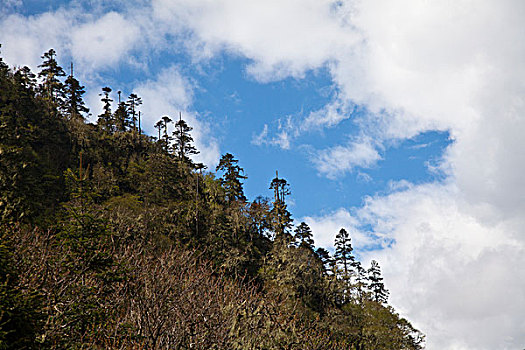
[334,228,355,278]
[113,91,129,132]
[247,196,271,239]
[37,49,65,108]
[154,120,163,142]
[14,66,37,91]
[269,172,292,239]
[294,222,314,250]
[334,228,356,303]
[97,87,113,133]
[63,63,89,120]
[0,232,43,348]
[126,93,142,131]
[368,260,389,304]
[172,113,200,167]
[315,247,333,274]
[216,153,247,203]
[160,115,173,152]
[353,260,368,301]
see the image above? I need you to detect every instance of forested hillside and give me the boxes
[0,47,425,349]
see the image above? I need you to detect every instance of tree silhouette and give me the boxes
[37,48,65,107]
[368,260,389,304]
[216,153,247,203]
[97,87,113,133]
[64,63,89,120]
[294,222,314,250]
[269,171,292,239]
[172,113,199,167]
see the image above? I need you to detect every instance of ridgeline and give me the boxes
[0,47,424,349]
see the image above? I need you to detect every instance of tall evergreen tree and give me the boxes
[154,120,163,142]
[126,93,142,131]
[0,232,43,348]
[63,63,89,120]
[294,222,314,250]
[14,66,37,91]
[269,172,292,239]
[315,247,333,274]
[0,56,70,223]
[353,260,368,301]
[113,91,129,132]
[172,113,200,167]
[160,115,173,151]
[334,228,355,278]
[97,87,113,133]
[216,153,247,203]
[247,196,271,239]
[368,260,389,304]
[37,49,65,108]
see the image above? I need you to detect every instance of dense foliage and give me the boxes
[0,47,425,349]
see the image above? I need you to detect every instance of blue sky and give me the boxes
[1,1,524,349]
[189,55,451,218]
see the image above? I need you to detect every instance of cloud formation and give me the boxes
[151,0,358,80]
[312,136,381,179]
[70,12,140,69]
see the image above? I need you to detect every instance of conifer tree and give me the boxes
[161,115,173,151]
[247,196,271,239]
[97,87,113,133]
[0,45,5,70]
[353,260,368,301]
[154,120,163,142]
[269,172,292,239]
[368,260,389,304]
[113,91,129,132]
[334,228,355,278]
[37,49,65,108]
[0,56,70,223]
[294,222,314,250]
[14,66,37,91]
[64,63,89,120]
[0,233,43,348]
[126,93,142,131]
[315,247,333,274]
[216,153,247,203]
[172,113,200,167]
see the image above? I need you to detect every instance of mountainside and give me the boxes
[0,48,424,349]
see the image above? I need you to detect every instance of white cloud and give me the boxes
[301,97,353,131]
[70,12,140,69]
[352,183,525,350]
[251,118,294,150]
[151,0,359,81]
[251,124,269,146]
[0,10,74,70]
[305,182,525,349]
[0,5,161,74]
[313,136,381,179]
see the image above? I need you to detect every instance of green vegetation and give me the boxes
[0,47,425,349]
